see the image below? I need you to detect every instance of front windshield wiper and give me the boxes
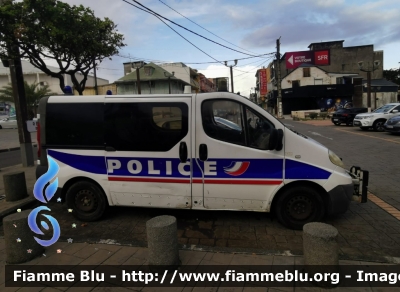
[288,127,308,139]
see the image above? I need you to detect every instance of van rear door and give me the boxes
[104,96,192,208]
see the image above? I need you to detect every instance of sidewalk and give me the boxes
[0,237,389,291]
[0,164,38,221]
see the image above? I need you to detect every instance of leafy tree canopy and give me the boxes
[383,68,400,86]
[0,0,125,95]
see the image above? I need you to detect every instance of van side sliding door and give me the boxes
[104,97,192,209]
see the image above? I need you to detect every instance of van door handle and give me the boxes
[105,146,116,152]
[179,142,188,163]
[199,144,208,161]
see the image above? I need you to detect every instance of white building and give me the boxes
[0,60,109,95]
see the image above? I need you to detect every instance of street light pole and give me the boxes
[164,71,175,94]
[224,60,238,93]
[132,61,144,94]
[358,60,380,112]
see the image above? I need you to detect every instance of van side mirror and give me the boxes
[267,128,284,151]
[392,110,398,113]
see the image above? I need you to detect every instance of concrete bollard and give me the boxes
[3,209,44,264]
[303,222,339,286]
[4,171,28,202]
[146,215,180,270]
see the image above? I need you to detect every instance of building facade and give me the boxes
[0,60,109,95]
[115,62,191,95]
[265,40,388,114]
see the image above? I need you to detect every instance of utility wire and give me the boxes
[158,0,263,57]
[123,0,262,57]
[122,0,225,65]
[117,52,274,65]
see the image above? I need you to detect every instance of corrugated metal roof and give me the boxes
[116,62,192,86]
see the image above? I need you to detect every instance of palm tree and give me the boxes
[0,81,56,119]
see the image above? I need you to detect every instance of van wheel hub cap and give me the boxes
[287,196,312,220]
[76,190,97,212]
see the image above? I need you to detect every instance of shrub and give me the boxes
[309,112,318,119]
[320,113,328,120]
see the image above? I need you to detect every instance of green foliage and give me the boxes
[319,113,328,120]
[383,68,400,85]
[0,81,56,118]
[309,112,318,119]
[0,0,125,95]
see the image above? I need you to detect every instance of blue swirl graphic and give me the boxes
[33,156,59,203]
[28,206,61,247]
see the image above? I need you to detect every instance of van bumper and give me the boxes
[327,166,369,215]
[327,183,354,215]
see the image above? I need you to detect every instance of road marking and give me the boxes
[335,129,400,144]
[368,193,400,221]
[308,131,333,140]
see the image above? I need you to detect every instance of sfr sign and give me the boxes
[314,50,329,65]
[285,50,330,69]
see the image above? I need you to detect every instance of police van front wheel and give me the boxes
[275,186,325,230]
[65,181,107,221]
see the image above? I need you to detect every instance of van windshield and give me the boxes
[373,105,395,113]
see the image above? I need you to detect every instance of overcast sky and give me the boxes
[61,0,400,96]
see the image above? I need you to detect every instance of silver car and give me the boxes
[0,115,17,129]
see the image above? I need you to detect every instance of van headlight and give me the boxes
[329,150,345,168]
[360,115,372,119]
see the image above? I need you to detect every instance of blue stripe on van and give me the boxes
[48,150,107,175]
[284,159,331,180]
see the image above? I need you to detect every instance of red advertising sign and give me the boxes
[314,50,330,65]
[285,50,330,69]
[259,69,267,96]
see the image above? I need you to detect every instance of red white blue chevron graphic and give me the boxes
[223,161,250,176]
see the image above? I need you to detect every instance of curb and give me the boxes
[0,197,38,222]
[0,144,37,153]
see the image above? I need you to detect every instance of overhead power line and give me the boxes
[158,0,263,57]
[123,0,263,57]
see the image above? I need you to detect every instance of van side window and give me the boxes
[46,103,104,148]
[105,102,188,151]
[202,100,245,146]
[245,107,275,150]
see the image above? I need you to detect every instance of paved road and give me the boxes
[0,148,38,169]
[5,120,398,262]
[0,128,37,150]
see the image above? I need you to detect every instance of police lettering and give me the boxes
[107,159,192,176]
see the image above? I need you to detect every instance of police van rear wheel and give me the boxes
[275,186,325,230]
[66,181,107,221]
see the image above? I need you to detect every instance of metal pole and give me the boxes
[168,77,171,94]
[136,68,141,94]
[1,0,34,166]
[367,71,371,112]
[276,38,283,118]
[230,66,234,93]
[93,57,98,95]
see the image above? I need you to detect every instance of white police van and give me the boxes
[35,92,367,229]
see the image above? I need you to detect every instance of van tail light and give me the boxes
[37,121,41,158]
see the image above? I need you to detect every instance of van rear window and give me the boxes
[46,103,104,148]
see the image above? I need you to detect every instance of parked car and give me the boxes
[0,115,17,129]
[331,108,368,126]
[384,115,400,134]
[0,115,37,129]
[353,103,400,131]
